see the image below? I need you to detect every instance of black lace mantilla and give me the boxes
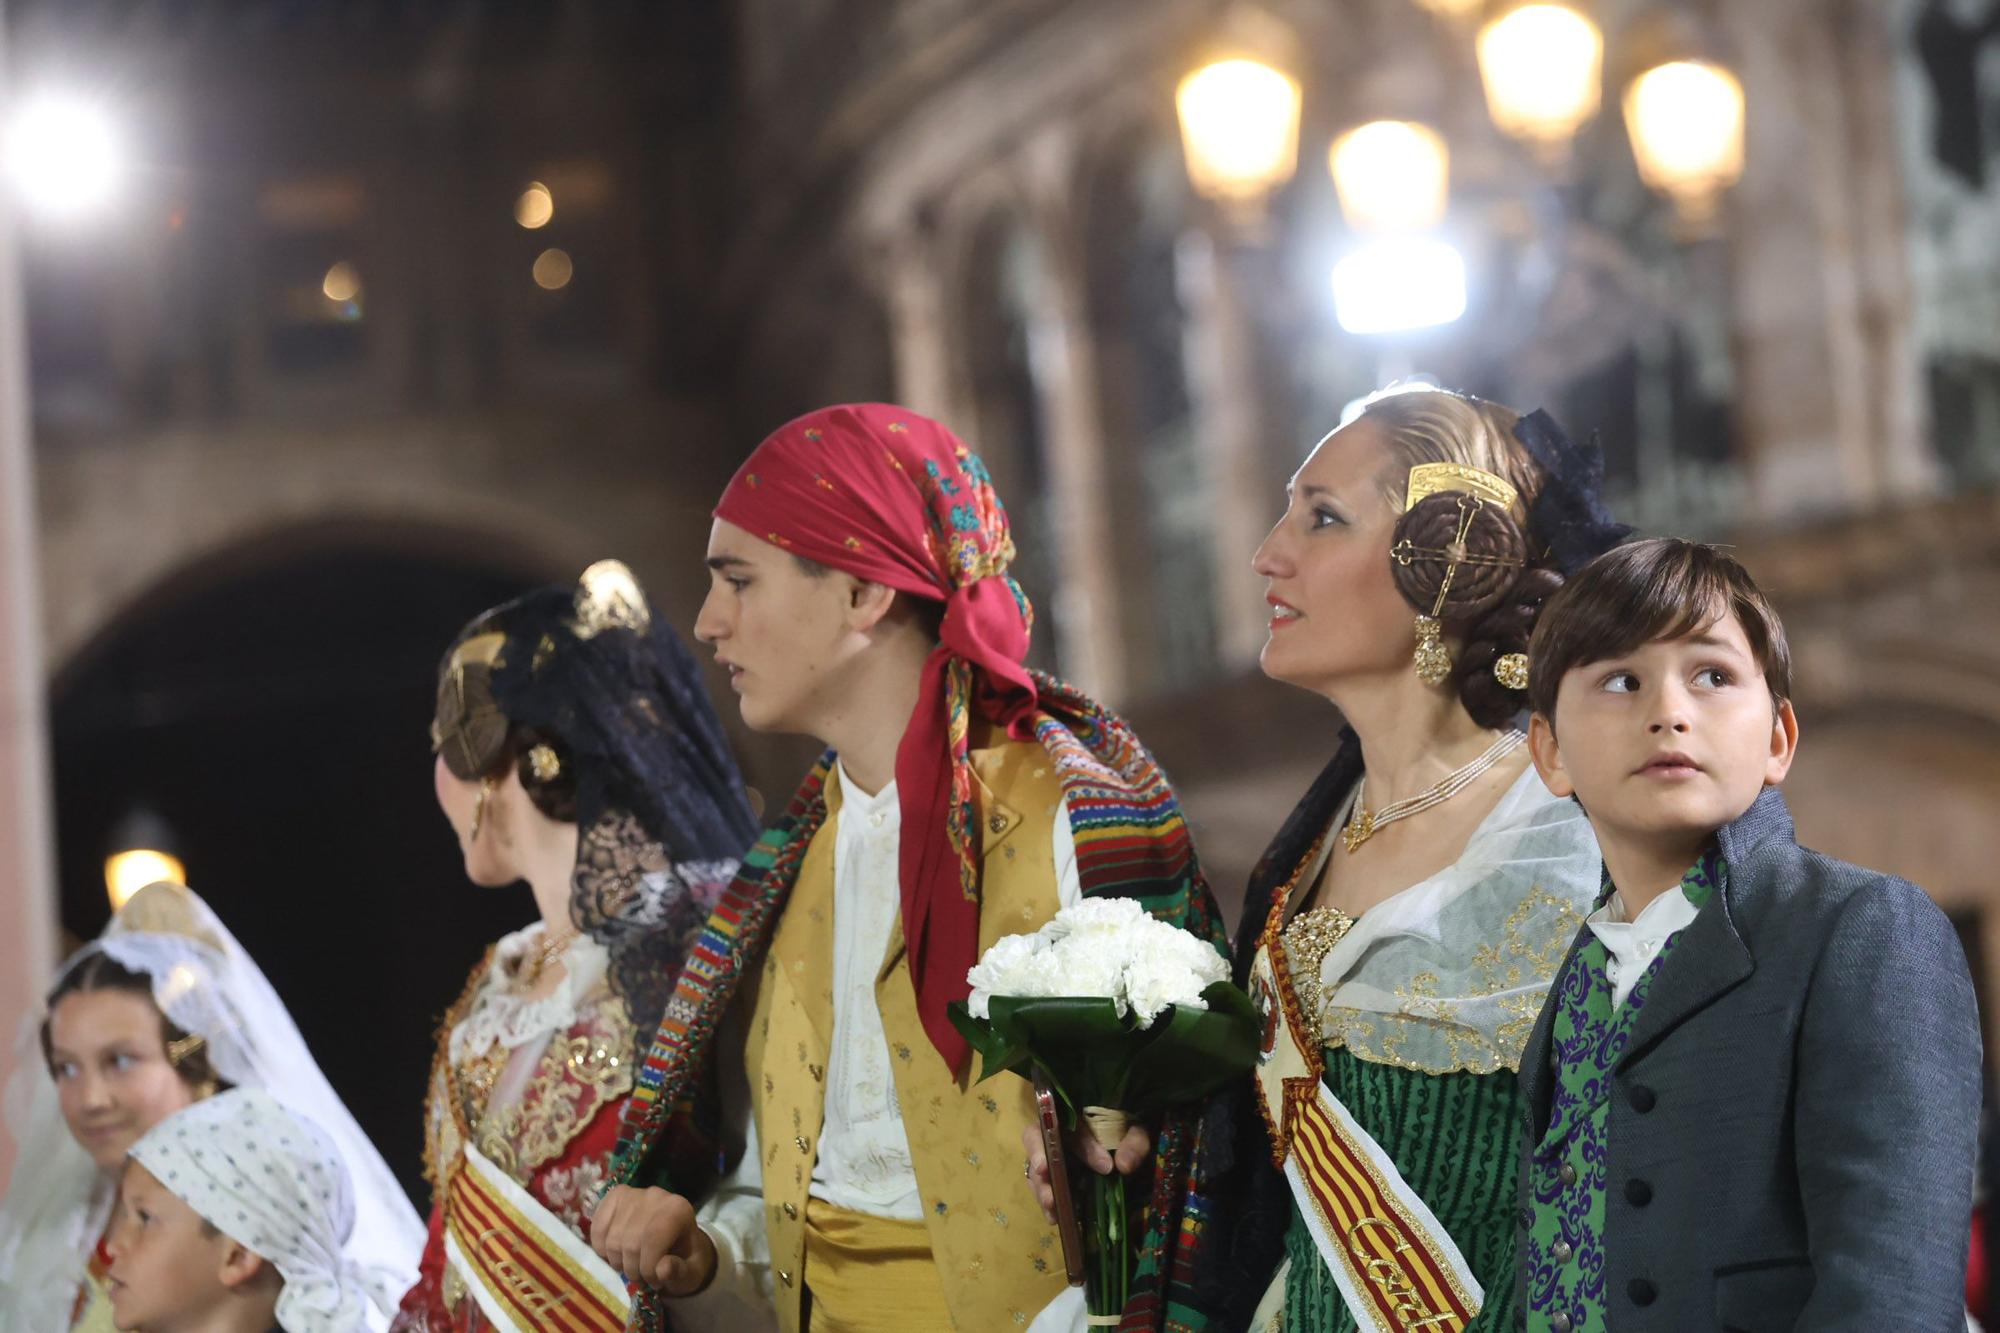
[440,570,759,1037]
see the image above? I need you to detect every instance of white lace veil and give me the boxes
[0,883,424,1331]
[1313,765,1602,1075]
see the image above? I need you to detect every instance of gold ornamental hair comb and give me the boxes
[431,631,506,753]
[1403,462,1519,513]
[527,744,562,783]
[571,559,651,639]
[116,883,225,953]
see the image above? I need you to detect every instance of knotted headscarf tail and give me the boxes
[129,1089,397,1333]
[715,403,1039,1070]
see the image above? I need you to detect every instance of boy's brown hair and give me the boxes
[1527,537,1792,723]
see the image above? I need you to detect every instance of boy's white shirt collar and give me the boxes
[1585,883,1703,1009]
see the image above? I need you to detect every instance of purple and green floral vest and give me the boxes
[1522,854,1721,1333]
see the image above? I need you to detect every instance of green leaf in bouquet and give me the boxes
[949,978,1261,1323]
[1118,980,1261,1112]
[1198,977,1260,1024]
[984,995,1139,1110]
[948,1000,1031,1084]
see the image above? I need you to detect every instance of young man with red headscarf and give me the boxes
[589,404,1226,1333]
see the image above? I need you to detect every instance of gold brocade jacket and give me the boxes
[744,736,1071,1333]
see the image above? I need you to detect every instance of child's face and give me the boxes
[104,1162,235,1331]
[1530,609,1798,849]
[46,990,198,1171]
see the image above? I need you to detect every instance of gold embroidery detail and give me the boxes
[471,994,635,1184]
[1279,905,1356,1029]
[1324,885,1587,1075]
[424,946,498,1196]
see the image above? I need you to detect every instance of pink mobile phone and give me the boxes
[1034,1073,1086,1286]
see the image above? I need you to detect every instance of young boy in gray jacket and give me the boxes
[1517,537,1980,1333]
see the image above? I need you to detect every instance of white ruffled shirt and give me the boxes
[676,760,1084,1330]
[1585,883,1703,1009]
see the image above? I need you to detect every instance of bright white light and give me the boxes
[5,94,125,220]
[1623,61,1746,223]
[1332,239,1468,335]
[515,181,554,229]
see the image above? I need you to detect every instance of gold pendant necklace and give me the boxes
[1340,809,1377,854]
[1340,729,1525,853]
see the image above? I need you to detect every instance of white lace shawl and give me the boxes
[1311,766,1600,1075]
[447,922,611,1067]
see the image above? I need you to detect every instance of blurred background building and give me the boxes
[0,0,1995,1198]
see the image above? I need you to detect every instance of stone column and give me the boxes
[1177,228,1292,670]
[1719,0,1937,518]
[878,218,965,424]
[1015,131,1129,703]
[1834,0,1935,503]
[0,19,61,1190]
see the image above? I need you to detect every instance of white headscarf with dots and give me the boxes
[129,1088,391,1333]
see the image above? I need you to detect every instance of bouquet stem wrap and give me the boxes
[949,901,1258,1325]
[1081,1106,1136,1322]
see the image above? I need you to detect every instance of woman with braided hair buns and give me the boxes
[389,560,760,1333]
[1140,385,1633,1332]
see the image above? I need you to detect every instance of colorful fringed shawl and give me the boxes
[606,672,1224,1332]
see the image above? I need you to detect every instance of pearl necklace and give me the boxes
[1340,729,1527,853]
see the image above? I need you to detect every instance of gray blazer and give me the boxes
[1514,786,1982,1332]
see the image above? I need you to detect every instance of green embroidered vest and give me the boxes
[1522,854,1721,1333]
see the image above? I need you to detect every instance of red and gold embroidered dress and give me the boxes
[391,925,638,1333]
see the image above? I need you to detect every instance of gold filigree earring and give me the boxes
[470,775,497,841]
[1413,615,1452,685]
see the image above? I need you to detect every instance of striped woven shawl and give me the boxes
[607,670,1223,1331]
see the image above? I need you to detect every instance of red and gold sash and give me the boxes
[1249,834,1482,1333]
[442,1142,632,1333]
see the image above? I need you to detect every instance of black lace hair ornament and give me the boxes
[1512,408,1634,575]
[433,560,760,1037]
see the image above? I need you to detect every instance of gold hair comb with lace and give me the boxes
[571,559,651,639]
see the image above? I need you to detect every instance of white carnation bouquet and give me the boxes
[949,898,1257,1319]
[965,897,1231,1028]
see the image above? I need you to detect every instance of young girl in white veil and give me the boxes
[0,880,424,1331]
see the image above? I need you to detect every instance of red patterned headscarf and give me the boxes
[714,403,1038,1068]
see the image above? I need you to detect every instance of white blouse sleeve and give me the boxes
[1053,800,1081,909]
[666,1007,776,1330]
